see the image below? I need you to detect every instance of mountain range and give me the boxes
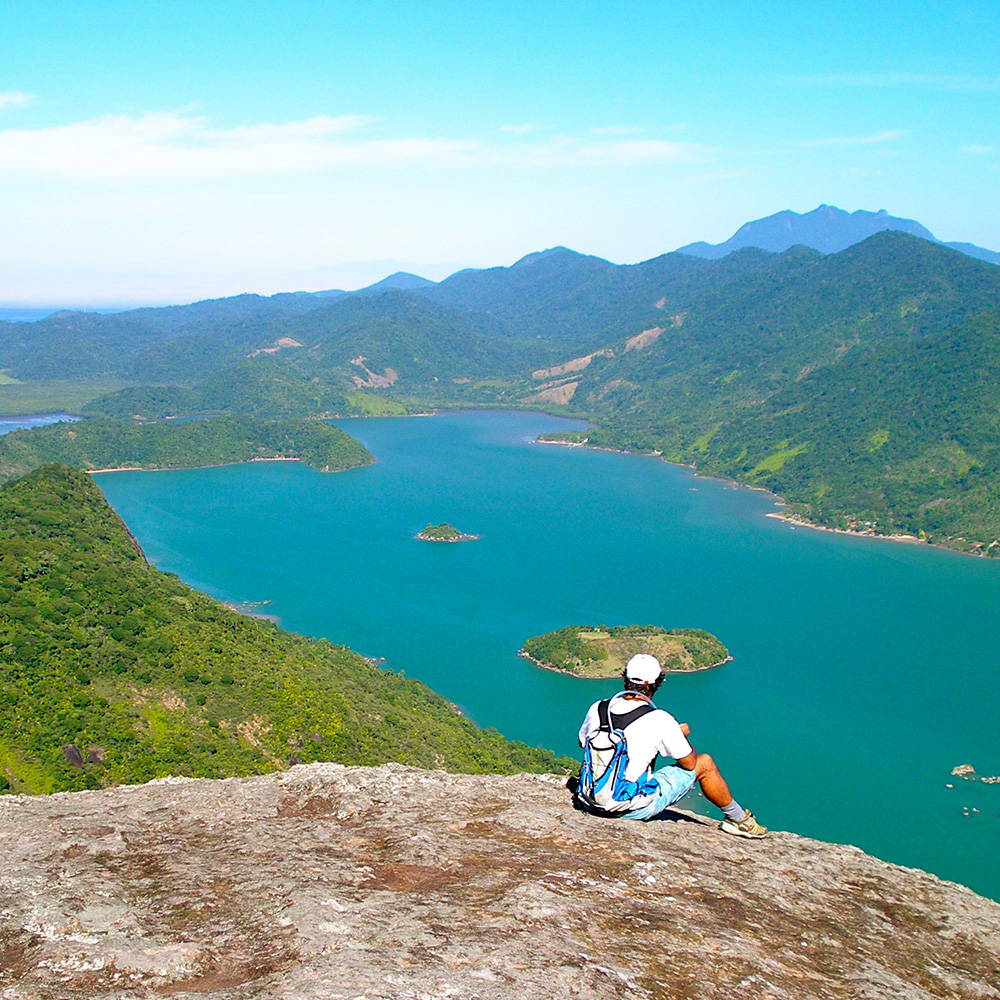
[676,205,1000,265]
[3,211,1000,551]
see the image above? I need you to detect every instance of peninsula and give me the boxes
[416,522,479,542]
[0,415,374,483]
[520,625,730,678]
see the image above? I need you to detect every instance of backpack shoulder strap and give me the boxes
[610,702,656,730]
[596,699,612,731]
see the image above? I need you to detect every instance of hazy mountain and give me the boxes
[942,241,1000,266]
[677,205,1000,265]
[354,271,438,294]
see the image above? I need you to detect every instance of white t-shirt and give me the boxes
[578,691,693,783]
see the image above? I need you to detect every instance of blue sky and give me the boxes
[1,1,998,305]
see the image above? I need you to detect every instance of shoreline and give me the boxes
[518,649,733,679]
[415,530,480,543]
[764,510,925,545]
[536,433,996,557]
[87,455,370,475]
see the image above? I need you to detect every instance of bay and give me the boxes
[94,410,1000,900]
[0,412,78,434]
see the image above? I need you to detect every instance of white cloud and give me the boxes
[0,91,33,111]
[570,139,706,165]
[0,110,709,183]
[804,129,905,148]
[0,112,483,181]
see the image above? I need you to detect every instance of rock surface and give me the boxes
[1,763,999,999]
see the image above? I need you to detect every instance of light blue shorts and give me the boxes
[621,766,697,821]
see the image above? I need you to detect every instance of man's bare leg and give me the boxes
[692,752,735,810]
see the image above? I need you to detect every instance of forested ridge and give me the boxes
[0,416,374,482]
[4,230,1000,550]
[0,465,573,794]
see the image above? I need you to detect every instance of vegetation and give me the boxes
[6,232,1000,550]
[521,625,730,678]
[0,465,574,794]
[0,416,374,482]
[0,379,128,417]
[416,523,478,542]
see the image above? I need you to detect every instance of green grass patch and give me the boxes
[692,424,721,454]
[0,742,56,795]
[346,393,408,416]
[752,443,808,476]
[867,429,890,452]
[0,379,129,417]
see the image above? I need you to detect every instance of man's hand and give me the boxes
[679,723,690,737]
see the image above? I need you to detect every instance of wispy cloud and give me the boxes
[0,113,477,181]
[803,129,905,148]
[0,91,33,112]
[962,144,995,154]
[0,111,710,182]
[567,139,706,165]
[782,72,1000,92]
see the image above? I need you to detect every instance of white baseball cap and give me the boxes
[625,653,662,684]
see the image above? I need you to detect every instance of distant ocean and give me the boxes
[0,308,58,323]
[0,306,132,323]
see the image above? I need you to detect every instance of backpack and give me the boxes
[577,698,659,813]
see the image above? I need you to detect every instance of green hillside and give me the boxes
[0,416,374,483]
[0,465,573,794]
[544,235,1000,550]
[5,232,1000,550]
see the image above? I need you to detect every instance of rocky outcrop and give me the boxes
[1,763,999,999]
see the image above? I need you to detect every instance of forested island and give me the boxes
[416,522,479,542]
[0,465,573,794]
[520,625,731,678]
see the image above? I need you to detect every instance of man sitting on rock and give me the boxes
[576,653,767,837]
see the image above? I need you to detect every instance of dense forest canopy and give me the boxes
[0,465,573,794]
[0,416,374,483]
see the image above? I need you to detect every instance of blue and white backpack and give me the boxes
[577,698,659,813]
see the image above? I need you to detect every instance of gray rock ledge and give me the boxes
[1,763,998,999]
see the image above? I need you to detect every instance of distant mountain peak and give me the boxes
[357,271,437,293]
[676,205,999,266]
[510,247,577,269]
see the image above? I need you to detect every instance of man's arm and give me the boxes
[674,723,694,769]
[578,703,600,748]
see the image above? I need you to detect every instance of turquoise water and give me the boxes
[94,410,1000,900]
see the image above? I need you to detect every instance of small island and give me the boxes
[520,625,731,678]
[416,522,479,542]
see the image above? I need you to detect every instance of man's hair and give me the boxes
[622,673,663,698]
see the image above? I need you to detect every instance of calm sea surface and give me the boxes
[92,411,1000,900]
